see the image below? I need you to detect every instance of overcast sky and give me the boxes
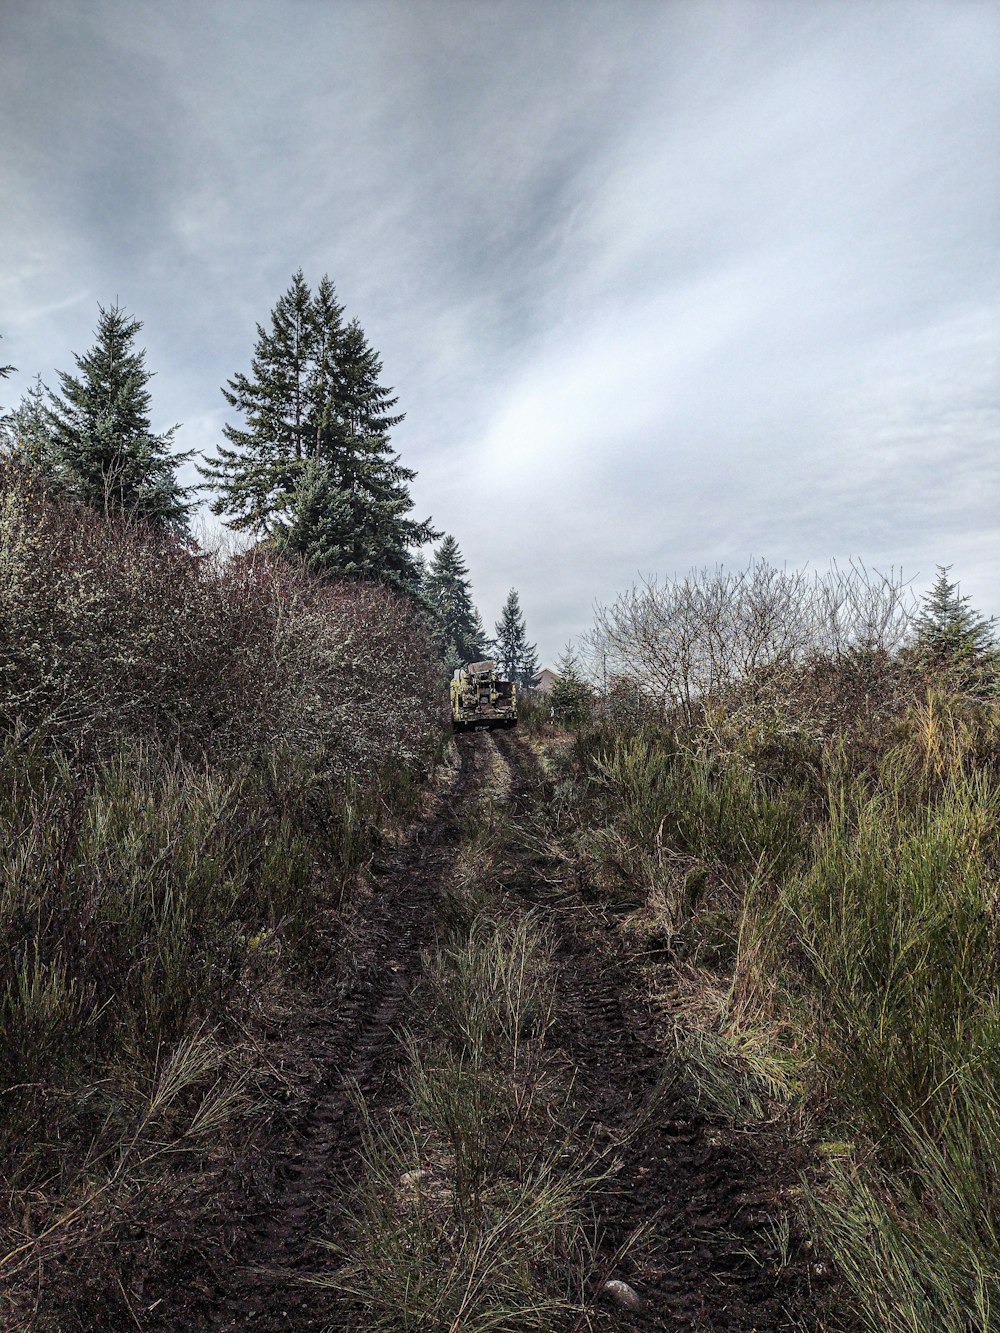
[2,0,997,665]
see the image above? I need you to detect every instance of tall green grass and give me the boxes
[555,694,1000,1330]
[786,754,999,1330]
[593,732,807,876]
[788,764,998,1144]
[0,736,380,1294]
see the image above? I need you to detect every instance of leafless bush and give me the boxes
[586,559,917,729]
[0,461,443,776]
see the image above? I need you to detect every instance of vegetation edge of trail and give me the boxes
[531,658,999,1332]
[0,459,447,1329]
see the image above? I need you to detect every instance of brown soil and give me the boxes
[27,730,816,1330]
[153,736,492,1333]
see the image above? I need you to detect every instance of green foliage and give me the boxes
[910,566,997,695]
[203,269,324,526]
[549,646,592,726]
[792,744,1000,1329]
[202,271,436,590]
[422,914,556,1067]
[0,740,371,1273]
[546,591,1000,1331]
[43,304,192,531]
[0,374,50,468]
[423,534,488,667]
[591,732,807,884]
[275,453,425,590]
[787,761,999,1142]
[492,588,539,689]
[805,1115,1000,1333]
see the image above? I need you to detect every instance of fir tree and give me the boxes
[0,376,52,468]
[203,272,435,589]
[275,458,355,573]
[44,304,191,531]
[275,453,431,591]
[912,567,996,689]
[423,535,487,666]
[492,588,540,689]
[549,645,593,725]
[333,318,405,441]
[203,270,319,531]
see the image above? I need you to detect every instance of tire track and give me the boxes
[493,730,811,1331]
[148,734,492,1332]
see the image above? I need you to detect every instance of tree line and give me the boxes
[0,275,541,687]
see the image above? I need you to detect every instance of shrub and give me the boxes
[544,626,1000,1329]
[0,460,444,774]
[0,463,446,1311]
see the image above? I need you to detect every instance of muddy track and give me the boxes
[492,730,811,1331]
[137,727,810,1331]
[143,736,491,1332]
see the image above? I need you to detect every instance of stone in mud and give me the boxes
[399,1169,429,1190]
[602,1278,643,1310]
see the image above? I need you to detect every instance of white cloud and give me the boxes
[1,0,997,664]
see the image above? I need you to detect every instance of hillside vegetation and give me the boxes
[2,291,996,1328]
[536,561,999,1332]
[0,461,443,1318]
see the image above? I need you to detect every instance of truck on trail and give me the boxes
[450,660,517,731]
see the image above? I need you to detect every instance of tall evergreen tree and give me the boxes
[44,304,191,531]
[0,376,51,467]
[492,588,540,688]
[203,272,435,589]
[423,535,487,668]
[275,458,355,574]
[912,567,996,689]
[203,270,318,531]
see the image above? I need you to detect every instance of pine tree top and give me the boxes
[914,566,996,662]
[493,587,539,688]
[423,534,486,664]
[206,273,435,590]
[44,303,191,531]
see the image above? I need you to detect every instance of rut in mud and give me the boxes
[492,731,813,1331]
[139,738,490,1331]
[145,730,809,1331]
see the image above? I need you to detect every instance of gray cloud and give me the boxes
[1,0,997,664]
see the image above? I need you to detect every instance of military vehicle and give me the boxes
[450,660,517,731]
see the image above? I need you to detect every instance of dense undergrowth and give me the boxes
[0,463,444,1318]
[540,663,999,1331]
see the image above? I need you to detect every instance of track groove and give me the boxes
[136,728,809,1330]
[144,736,490,1331]
[492,730,811,1330]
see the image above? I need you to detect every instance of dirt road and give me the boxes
[139,730,808,1331]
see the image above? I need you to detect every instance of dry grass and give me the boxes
[544,673,1000,1330]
